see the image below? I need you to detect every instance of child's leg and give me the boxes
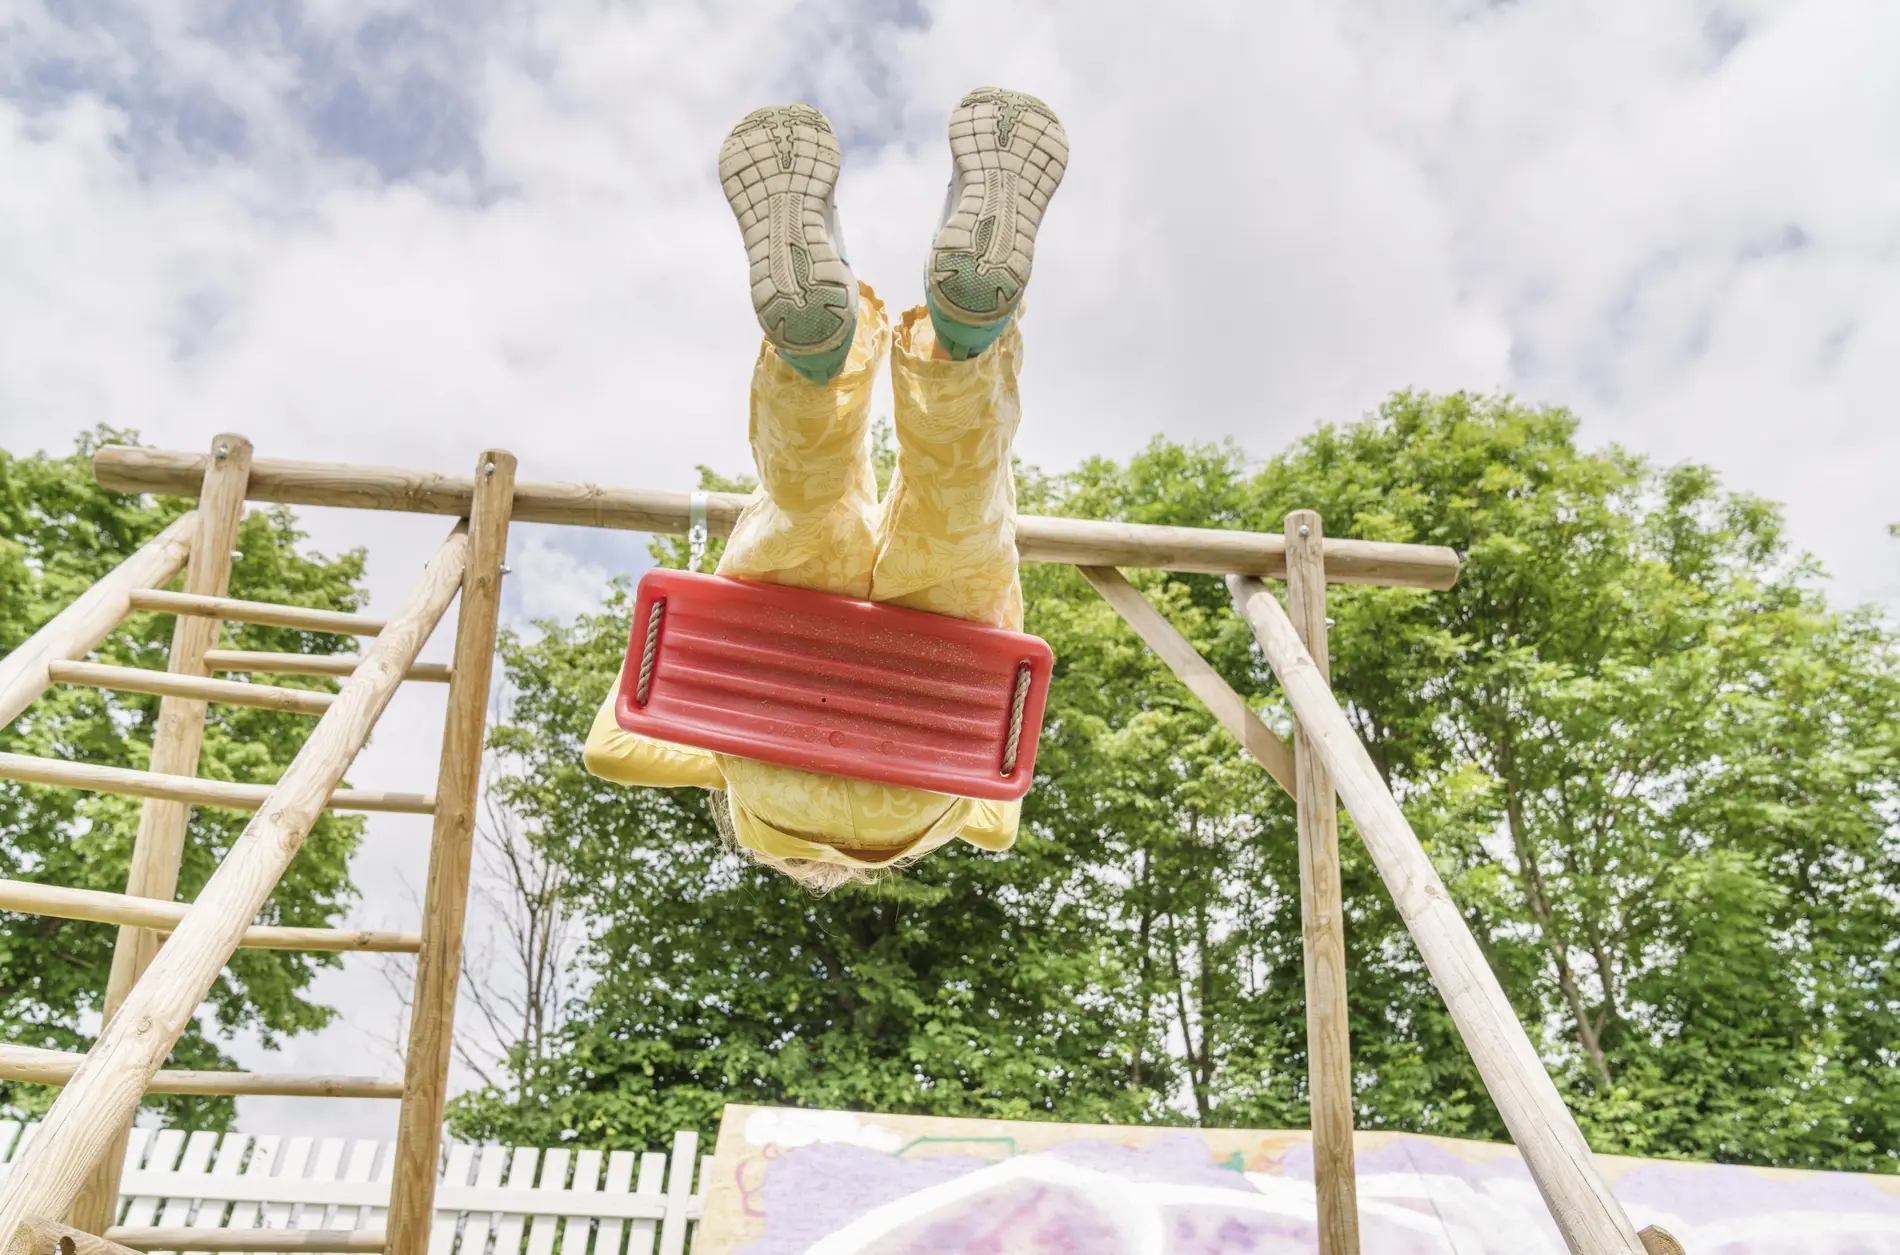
[717,283,889,594]
[870,305,1025,630]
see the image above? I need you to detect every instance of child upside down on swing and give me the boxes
[583,89,1068,889]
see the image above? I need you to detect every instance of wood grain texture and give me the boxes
[76,436,254,1233]
[128,590,386,638]
[0,878,420,952]
[105,1230,386,1252]
[385,452,517,1255]
[1283,512,1360,1255]
[204,650,449,683]
[48,661,333,717]
[93,445,1463,590]
[0,752,433,815]
[7,1216,142,1255]
[0,522,468,1250]
[1227,574,1645,1255]
[0,1046,402,1098]
[0,511,196,734]
[1078,566,1298,799]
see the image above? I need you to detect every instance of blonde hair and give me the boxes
[707,789,920,893]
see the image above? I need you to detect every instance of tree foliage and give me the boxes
[450,396,1899,1173]
[0,431,372,1128]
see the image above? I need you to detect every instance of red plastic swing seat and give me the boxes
[614,570,1053,801]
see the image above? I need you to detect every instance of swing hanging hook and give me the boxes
[688,490,709,573]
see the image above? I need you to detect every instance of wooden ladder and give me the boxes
[0,437,516,1255]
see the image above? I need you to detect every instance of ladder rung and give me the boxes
[0,751,435,815]
[0,878,422,952]
[130,588,388,637]
[0,1044,402,1100]
[205,649,451,683]
[49,660,334,716]
[107,1230,386,1253]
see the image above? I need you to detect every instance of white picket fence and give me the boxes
[0,1121,710,1255]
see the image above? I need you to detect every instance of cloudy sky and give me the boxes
[4,0,1897,1142]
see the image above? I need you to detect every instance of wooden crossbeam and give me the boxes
[129,590,387,638]
[204,650,450,683]
[93,445,1463,589]
[104,1232,386,1254]
[0,752,434,815]
[48,662,333,717]
[0,1046,402,1099]
[0,880,421,953]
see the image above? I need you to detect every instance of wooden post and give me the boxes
[70,436,252,1233]
[1228,574,1646,1255]
[385,451,517,1255]
[0,512,195,734]
[0,523,469,1250]
[1283,512,1360,1255]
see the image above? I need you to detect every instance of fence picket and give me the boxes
[590,1150,636,1255]
[337,1139,379,1232]
[688,1157,712,1222]
[191,1133,249,1237]
[428,1143,477,1255]
[457,1141,511,1255]
[522,1148,568,1255]
[557,1150,601,1255]
[295,1138,347,1231]
[654,1133,696,1255]
[0,1123,706,1252]
[124,1128,189,1230]
[489,1147,540,1255]
[155,1128,221,1250]
[225,1132,278,1255]
[624,1154,665,1255]
[361,1137,395,1236]
[258,1136,313,1234]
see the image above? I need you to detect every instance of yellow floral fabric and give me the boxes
[582,284,1025,869]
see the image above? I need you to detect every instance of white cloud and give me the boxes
[3,0,1896,1139]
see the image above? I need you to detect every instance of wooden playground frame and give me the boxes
[0,437,1678,1255]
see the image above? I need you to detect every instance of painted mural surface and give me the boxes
[694,1105,1900,1255]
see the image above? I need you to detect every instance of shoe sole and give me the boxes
[719,104,858,358]
[927,88,1069,327]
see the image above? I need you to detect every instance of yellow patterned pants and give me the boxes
[583,285,1024,872]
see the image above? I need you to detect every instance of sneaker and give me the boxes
[719,103,859,383]
[926,88,1069,361]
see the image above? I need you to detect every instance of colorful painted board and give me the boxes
[695,1105,1900,1254]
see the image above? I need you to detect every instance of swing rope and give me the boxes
[635,600,665,705]
[1001,660,1034,777]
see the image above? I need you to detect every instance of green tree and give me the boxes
[453,395,1900,1173]
[0,430,372,1129]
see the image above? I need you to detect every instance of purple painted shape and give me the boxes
[855,1179,1136,1255]
[732,1130,1900,1255]
[1167,1209,1308,1253]
[1611,1157,1900,1227]
[735,1136,1255,1254]
[737,1144,985,1255]
[1042,1133,1258,1192]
